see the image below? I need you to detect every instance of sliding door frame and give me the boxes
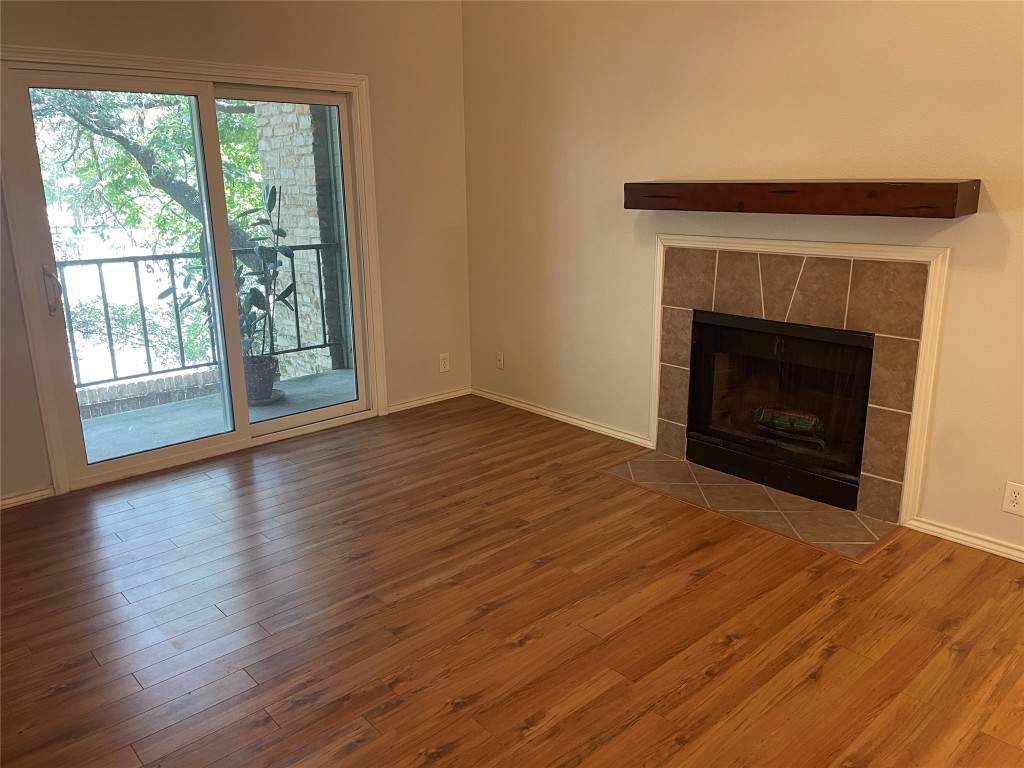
[0,45,388,493]
[214,84,372,437]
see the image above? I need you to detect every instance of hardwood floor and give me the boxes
[2,395,1022,767]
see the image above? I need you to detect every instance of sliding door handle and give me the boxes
[42,265,63,316]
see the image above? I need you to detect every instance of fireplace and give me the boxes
[653,237,944,524]
[686,310,874,509]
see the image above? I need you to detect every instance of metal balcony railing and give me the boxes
[58,243,343,388]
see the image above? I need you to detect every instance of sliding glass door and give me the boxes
[212,91,366,430]
[25,85,235,464]
[2,67,371,489]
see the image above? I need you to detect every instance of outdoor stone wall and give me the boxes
[254,102,332,378]
[77,369,221,419]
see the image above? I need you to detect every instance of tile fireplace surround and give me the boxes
[650,235,949,527]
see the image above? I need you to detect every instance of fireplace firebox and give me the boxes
[686,311,874,509]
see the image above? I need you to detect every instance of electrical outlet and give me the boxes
[439,353,450,373]
[496,351,504,371]
[1003,481,1024,516]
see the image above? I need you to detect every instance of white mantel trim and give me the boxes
[654,234,950,528]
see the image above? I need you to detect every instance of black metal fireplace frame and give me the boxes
[686,310,874,510]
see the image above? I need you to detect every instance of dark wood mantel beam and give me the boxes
[623,179,981,218]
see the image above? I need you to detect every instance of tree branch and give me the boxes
[41,95,259,268]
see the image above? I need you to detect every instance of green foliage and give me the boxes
[30,89,272,373]
[70,296,214,372]
[235,184,295,357]
[30,89,262,257]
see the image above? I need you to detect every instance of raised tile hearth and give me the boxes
[605,451,900,560]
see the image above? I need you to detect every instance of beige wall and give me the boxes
[3,2,1022,553]
[0,1,471,497]
[464,2,1024,548]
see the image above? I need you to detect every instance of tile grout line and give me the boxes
[777,511,804,540]
[756,253,766,319]
[861,471,902,484]
[868,403,913,416]
[843,258,854,329]
[693,479,713,510]
[853,513,881,541]
[784,257,807,322]
[873,331,922,343]
[761,484,782,511]
[711,250,719,311]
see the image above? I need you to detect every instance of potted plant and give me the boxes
[237,184,295,404]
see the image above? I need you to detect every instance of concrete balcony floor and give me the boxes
[81,368,357,463]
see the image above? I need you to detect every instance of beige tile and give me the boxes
[656,420,686,458]
[846,260,928,338]
[605,462,633,480]
[658,365,689,424]
[635,451,681,462]
[869,336,919,412]
[663,248,716,310]
[687,463,756,485]
[857,475,903,523]
[714,250,763,318]
[784,510,876,543]
[661,307,693,368]
[630,460,696,484]
[700,484,777,511]
[759,253,804,321]
[857,513,899,540]
[861,406,911,481]
[721,509,798,538]
[646,483,707,506]
[765,487,847,513]
[787,257,851,329]
[824,542,877,559]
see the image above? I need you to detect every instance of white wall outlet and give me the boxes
[496,351,504,371]
[1002,481,1024,516]
[439,353,450,373]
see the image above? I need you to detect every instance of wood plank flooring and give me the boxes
[2,395,1022,767]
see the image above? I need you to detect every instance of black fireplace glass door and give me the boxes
[688,312,874,482]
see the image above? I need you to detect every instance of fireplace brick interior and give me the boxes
[656,247,928,523]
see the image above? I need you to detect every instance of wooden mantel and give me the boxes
[623,179,981,218]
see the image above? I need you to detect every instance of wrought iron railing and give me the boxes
[59,243,343,388]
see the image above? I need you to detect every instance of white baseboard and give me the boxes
[471,387,653,448]
[1,486,55,510]
[904,517,1024,563]
[388,386,473,413]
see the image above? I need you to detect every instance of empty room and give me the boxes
[1,2,1022,766]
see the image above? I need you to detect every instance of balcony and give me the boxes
[60,244,358,463]
[80,368,355,462]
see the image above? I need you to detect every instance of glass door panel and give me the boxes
[214,97,361,424]
[27,87,234,463]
